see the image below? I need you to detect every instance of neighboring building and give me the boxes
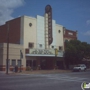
[63,27,77,42]
[63,27,77,48]
[0,5,77,71]
[0,43,25,71]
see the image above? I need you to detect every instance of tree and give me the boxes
[64,40,90,69]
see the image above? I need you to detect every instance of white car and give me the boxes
[73,64,87,72]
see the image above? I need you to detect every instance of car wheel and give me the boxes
[79,69,81,72]
[84,68,86,72]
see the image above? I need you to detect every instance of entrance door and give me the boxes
[26,60,36,70]
[56,61,64,69]
[40,59,46,70]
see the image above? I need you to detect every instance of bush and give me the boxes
[26,66,31,71]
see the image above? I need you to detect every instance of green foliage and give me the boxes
[64,40,90,68]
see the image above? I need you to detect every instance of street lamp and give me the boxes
[20,50,23,72]
[6,22,9,74]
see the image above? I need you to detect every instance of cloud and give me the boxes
[86,20,90,25]
[84,30,90,36]
[0,0,25,25]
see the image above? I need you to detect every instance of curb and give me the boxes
[8,70,71,75]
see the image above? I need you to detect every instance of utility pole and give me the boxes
[6,22,9,74]
[20,50,23,72]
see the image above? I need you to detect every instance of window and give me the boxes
[12,59,16,67]
[29,43,34,48]
[18,60,22,67]
[52,46,54,48]
[59,46,62,50]
[58,30,61,33]
[64,30,65,34]
[65,39,68,42]
[39,44,42,47]
[29,23,32,27]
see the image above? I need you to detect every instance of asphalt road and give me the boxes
[0,70,90,90]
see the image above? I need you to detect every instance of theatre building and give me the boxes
[0,5,77,71]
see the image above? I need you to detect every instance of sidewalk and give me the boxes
[0,71,14,74]
[8,69,71,75]
[1,69,90,75]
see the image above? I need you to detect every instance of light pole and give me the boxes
[20,50,23,72]
[6,22,9,74]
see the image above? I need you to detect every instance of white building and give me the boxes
[0,5,66,71]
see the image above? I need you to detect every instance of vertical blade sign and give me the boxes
[45,5,53,45]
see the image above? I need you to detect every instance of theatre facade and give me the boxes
[0,5,77,71]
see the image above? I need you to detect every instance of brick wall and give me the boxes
[64,29,77,39]
[0,17,21,44]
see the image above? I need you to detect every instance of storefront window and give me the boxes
[18,60,22,67]
[12,59,16,67]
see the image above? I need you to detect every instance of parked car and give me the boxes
[73,64,87,72]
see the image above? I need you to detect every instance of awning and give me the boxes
[26,54,63,57]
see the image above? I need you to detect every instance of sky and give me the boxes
[0,0,90,44]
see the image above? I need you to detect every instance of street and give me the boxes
[0,70,90,90]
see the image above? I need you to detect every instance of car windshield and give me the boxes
[76,65,80,67]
